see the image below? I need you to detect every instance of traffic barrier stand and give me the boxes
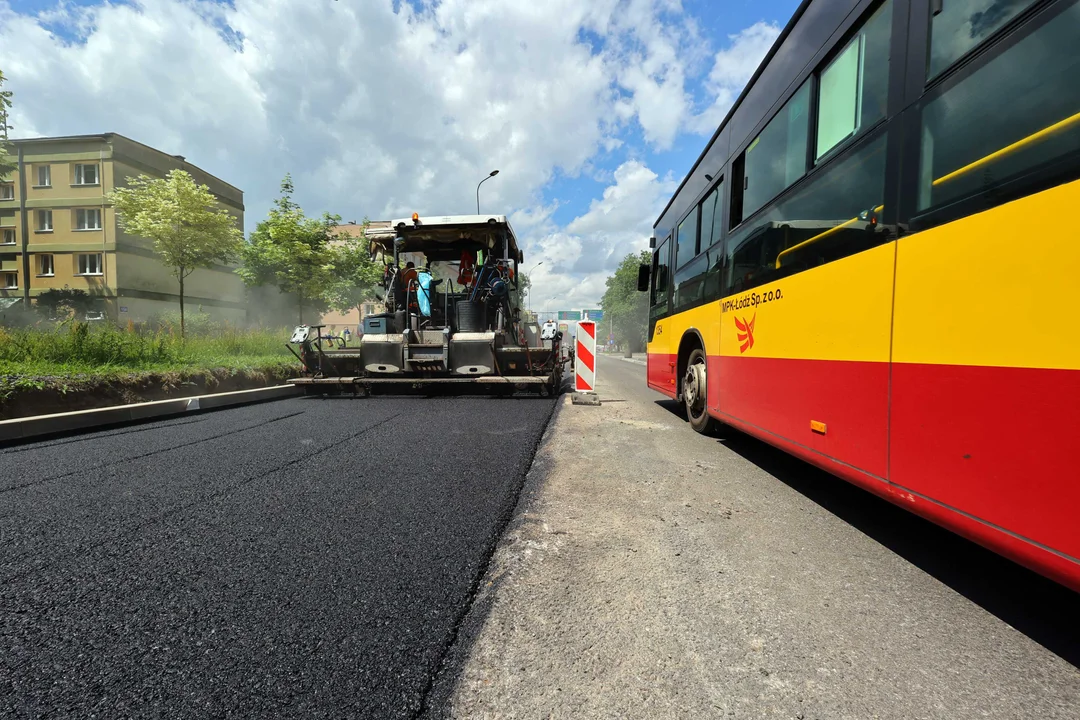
[572,320,601,406]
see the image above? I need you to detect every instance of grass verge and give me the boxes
[0,323,300,419]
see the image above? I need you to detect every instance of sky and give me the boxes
[0,0,800,312]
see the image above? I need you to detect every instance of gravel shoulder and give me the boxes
[430,356,1080,720]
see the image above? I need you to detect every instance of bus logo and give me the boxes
[735,314,756,353]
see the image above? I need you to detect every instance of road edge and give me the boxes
[416,390,569,719]
[0,384,303,445]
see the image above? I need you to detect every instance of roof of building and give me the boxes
[8,132,243,195]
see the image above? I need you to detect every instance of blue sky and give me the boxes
[1,0,800,308]
[541,0,801,228]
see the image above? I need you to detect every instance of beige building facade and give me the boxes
[319,220,391,332]
[0,133,245,323]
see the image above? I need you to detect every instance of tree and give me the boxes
[108,169,243,337]
[0,69,17,178]
[599,250,651,352]
[323,220,384,320]
[517,270,532,302]
[237,174,338,324]
[514,270,533,318]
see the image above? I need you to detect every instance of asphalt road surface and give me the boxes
[0,394,555,719]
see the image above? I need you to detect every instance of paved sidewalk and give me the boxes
[616,352,647,366]
[427,356,1080,719]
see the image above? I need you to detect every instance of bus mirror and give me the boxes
[637,264,651,291]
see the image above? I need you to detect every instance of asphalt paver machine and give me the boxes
[287,214,566,397]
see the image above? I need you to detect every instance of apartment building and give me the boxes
[0,133,245,323]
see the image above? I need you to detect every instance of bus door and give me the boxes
[647,236,677,397]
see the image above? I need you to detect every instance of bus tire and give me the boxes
[683,347,715,434]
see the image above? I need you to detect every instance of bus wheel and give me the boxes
[683,348,714,434]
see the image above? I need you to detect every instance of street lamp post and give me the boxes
[476,169,500,214]
[526,261,543,316]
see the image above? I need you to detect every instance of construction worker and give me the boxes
[457,250,476,288]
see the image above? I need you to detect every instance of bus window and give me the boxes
[724,132,888,295]
[918,1,1080,213]
[928,0,1040,80]
[673,251,711,311]
[729,154,745,229]
[676,207,700,268]
[816,0,892,161]
[699,181,723,250]
[741,80,811,222]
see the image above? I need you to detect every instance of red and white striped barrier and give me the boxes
[575,320,596,392]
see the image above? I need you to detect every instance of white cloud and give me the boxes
[690,20,780,134]
[0,0,783,308]
[0,0,622,222]
[522,159,675,311]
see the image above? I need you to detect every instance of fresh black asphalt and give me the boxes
[0,395,556,718]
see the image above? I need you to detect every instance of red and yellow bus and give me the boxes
[641,0,1080,591]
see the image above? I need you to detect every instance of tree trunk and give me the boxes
[179,270,186,339]
[298,292,303,324]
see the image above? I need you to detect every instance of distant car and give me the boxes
[84,310,106,322]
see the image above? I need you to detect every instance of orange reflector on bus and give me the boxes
[810,420,827,435]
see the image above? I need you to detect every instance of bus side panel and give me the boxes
[717,411,1080,594]
[647,317,677,398]
[891,181,1080,563]
[890,363,1080,560]
[717,358,889,476]
[715,243,895,479]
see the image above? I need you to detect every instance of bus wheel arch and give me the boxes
[678,332,714,434]
[676,330,706,401]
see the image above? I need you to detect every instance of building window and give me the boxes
[675,206,699,269]
[36,165,51,188]
[1,229,13,246]
[75,208,102,230]
[77,253,103,276]
[0,184,13,201]
[74,164,99,186]
[918,1,1080,212]
[816,0,892,161]
[36,210,53,232]
[38,255,55,277]
[2,272,16,289]
[928,0,1040,80]
[724,132,888,296]
[735,80,812,226]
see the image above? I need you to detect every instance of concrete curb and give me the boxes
[618,356,647,366]
[0,384,303,445]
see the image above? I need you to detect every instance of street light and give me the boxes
[476,169,499,214]
[525,261,544,314]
